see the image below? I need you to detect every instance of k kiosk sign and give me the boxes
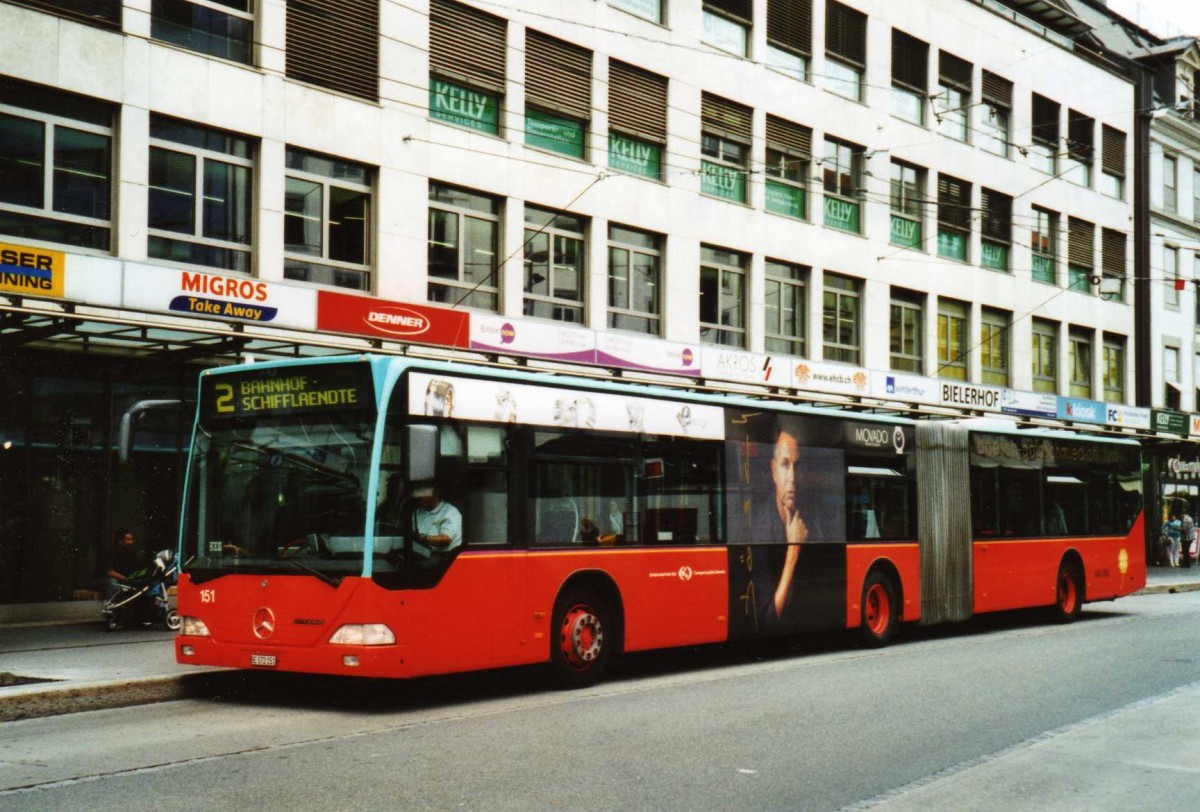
[317,290,470,348]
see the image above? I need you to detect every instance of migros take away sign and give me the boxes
[0,242,66,299]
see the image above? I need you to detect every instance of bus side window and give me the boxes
[462,425,510,547]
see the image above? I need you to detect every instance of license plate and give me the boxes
[250,653,277,667]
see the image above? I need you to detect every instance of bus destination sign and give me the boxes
[201,363,374,421]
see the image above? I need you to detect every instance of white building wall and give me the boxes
[0,0,1139,401]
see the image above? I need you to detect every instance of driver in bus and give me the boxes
[413,483,463,553]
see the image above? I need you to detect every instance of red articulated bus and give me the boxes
[175,356,1145,686]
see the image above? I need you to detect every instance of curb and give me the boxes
[0,671,227,723]
[1135,582,1200,596]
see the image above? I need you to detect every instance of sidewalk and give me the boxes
[3,566,1200,723]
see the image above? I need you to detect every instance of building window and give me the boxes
[1065,111,1093,188]
[699,245,747,347]
[889,160,923,249]
[1067,217,1094,294]
[702,1,752,57]
[608,225,661,334]
[935,51,971,142]
[283,148,371,290]
[980,188,1011,271]
[823,137,863,233]
[150,0,253,65]
[608,61,668,181]
[766,0,812,81]
[11,1,121,29]
[980,308,1009,386]
[0,79,113,251]
[1069,327,1093,399]
[764,260,807,356]
[1032,207,1057,285]
[1164,345,1181,409]
[286,0,378,101]
[936,174,970,262]
[147,115,252,272]
[822,272,861,364]
[609,0,661,24]
[980,71,1012,158]
[701,93,752,204]
[526,31,592,159]
[1194,169,1200,224]
[825,1,867,102]
[937,298,968,381]
[891,30,928,126]
[1103,335,1125,403]
[1101,228,1126,304]
[1164,246,1180,307]
[429,0,506,136]
[1030,94,1060,175]
[1032,318,1057,394]
[889,289,923,373]
[1164,154,1178,213]
[428,183,500,311]
[1101,125,1125,199]
[765,115,811,219]
[524,206,586,323]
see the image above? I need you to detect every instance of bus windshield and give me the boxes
[182,412,375,583]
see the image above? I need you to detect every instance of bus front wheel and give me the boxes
[859,570,899,647]
[550,587,612,688]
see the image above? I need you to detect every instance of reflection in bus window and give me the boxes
[845,457,916,541]
[638,437,723,545]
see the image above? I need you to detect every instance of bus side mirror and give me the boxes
[406,424,438,483]
[119,400,184,462]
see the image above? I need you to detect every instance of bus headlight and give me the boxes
[181,616,211,637]
[329,624,395,645]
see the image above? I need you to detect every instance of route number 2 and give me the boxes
[214,383,235,413]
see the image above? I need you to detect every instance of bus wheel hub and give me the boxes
[561,606,603,668]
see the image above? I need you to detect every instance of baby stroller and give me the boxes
[102,549,181,632]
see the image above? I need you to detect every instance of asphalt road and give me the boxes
[3,591,1200,811]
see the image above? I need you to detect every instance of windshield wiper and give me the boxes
[275,555,342,588]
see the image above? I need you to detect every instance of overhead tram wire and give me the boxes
[447,171,608,310]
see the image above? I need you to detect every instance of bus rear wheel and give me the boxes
[1052,560,1084,623]
[550,587,612,688]
[859,571,899,647]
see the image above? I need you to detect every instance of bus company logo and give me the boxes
[364,306,431,337]
[252,607,276,639]
[678,566,693,581]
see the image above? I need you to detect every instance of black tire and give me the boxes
[1051,560,1084,623]
[164,609,182,632]
[859,570,899,648]
[550,587,614,688]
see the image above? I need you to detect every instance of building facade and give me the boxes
[0,0,1152,603]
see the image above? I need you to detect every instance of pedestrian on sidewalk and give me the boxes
[1162,511,1182,567]
[105,529,145,582]
[1182,508,1197,569]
